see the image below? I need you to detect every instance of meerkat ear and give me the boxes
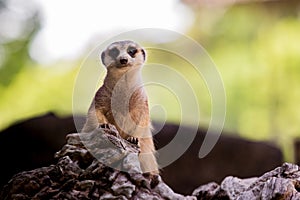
[141,48,146,61]
[101,51,106,66]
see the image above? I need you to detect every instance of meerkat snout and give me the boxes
[120,57,128,65]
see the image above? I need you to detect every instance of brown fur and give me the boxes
[82,41,158,174]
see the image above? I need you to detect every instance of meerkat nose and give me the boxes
[120,58,128,65]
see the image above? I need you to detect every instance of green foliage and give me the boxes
[0,0,40,86]
[0,63,79,129]
[188,2,300,160]
[0,1,299,161]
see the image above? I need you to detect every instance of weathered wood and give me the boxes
[0,126,195,200]
[1,125,299,199]
[193,163,300,199]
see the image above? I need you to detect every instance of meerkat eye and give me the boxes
[127,47,137,58]
[108,48,119,58]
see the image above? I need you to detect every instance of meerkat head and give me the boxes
[101,40,146,69]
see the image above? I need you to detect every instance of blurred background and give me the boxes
[0,0,300,189]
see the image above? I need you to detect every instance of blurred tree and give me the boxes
[183,0,300,160]
[0,0,6,9]
[0,0,40,86]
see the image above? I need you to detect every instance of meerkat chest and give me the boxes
[95,84,148,115]
[129,88,148,111]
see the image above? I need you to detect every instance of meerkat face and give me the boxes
[101,40,146,69]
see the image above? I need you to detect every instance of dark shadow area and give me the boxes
[0,113,283,194]
[154,122,283,194]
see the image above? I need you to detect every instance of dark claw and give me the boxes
[150,174,160,188]
[127,137,139,145]
[99,123,109,129]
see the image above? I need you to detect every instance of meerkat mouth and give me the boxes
[108,62,130,69]
[117,62,133,68]
[116,64,130,68]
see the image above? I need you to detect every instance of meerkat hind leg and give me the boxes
[139,137,159,174]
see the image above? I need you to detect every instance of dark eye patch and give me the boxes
[127,46,137,58]
[108,48,119,58]
[141,49,145,61]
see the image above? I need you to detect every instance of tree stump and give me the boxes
[1,125,300,200]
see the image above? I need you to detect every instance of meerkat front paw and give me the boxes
[126,136,139,145]
[98,123,118,136]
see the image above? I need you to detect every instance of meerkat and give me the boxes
[82,40,158,174]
